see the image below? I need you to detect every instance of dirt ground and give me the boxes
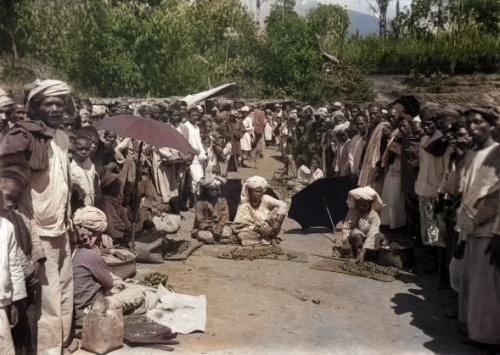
[99,147,476,354]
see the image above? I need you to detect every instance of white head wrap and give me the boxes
[333,121,350,133]
[26,79,73,114]
[333,101,343,108]
[241,175,268,203]
[413,115,421,123]
[318,107,328,116]
[0,88,13,109]
[347,186,384,212]
[241,105,250,113]
[72,206,108,232]
[202,173,227,188]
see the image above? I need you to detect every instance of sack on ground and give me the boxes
[81,295,124,354]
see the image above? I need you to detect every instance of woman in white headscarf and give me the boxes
[332,186,386,261]
[233,176,288,246]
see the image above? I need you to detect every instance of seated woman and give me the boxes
[192,174,232,244]
[233,176,288,246]
[72,207,145,338]
[332,186,387,261]
[72,206,114,338]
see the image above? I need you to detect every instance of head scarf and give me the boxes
[347,186,384,212]
[201,173,227,188]
[333,121,350,133]
[241,175,268,203]
[26,79,73,115]
[0,88,14,109]
[241,105,250,113]
[72,206,108,232]
[332,110,345,118]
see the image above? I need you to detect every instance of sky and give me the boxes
[299,0,413,17]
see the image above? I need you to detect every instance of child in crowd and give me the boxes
[70,132,99,208]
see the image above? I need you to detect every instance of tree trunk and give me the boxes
[9,30,19,60]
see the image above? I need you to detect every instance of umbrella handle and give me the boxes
[130,141,144,249]
[323,197,335,230]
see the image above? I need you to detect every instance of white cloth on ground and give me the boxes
[146,285,206,334]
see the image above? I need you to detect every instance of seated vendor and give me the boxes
[72,206,113,338]
[332,186,387,261]
[192,174,232,244]
[96,173,132,243]
[233,176,288,246]
[287,157,324,192]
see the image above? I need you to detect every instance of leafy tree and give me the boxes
[263,6,321,97]
[307,4,349,39]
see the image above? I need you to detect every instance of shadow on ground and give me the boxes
[392,272,477,354]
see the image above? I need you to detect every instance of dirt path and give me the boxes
[104,147,475,354]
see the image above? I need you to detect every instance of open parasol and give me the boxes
[92,114,195,247]
[92,114,195,155]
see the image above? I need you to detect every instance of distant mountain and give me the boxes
[347,10,378,36]
[294,0,378,36]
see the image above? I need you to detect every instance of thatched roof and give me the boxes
[395,92,499,116]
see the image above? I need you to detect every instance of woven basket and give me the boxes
[104,248,137,280]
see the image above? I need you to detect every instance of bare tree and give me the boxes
[367,0,391,38]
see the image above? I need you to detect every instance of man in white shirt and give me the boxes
[26,80,74,354]
[184,106,207,198]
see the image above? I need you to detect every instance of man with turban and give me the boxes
[24,79,75,353]
[332,186,386,261]
[192,174,232,244]
[233,176,288,246]
[71,206,113,338]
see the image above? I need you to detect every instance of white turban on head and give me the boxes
[73,206,108,232]
[241,175,268,203]
[26,79,73,114]
[347,186,384,212]
[333,121,350,133]
[202,173,227,188]
[241,105,250,113]
[0,88,13,109]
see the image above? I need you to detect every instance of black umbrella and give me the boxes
[288,176,357,230]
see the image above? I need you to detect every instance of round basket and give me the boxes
[104,248,137,280]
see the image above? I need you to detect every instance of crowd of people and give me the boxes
[0,77,499,353]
